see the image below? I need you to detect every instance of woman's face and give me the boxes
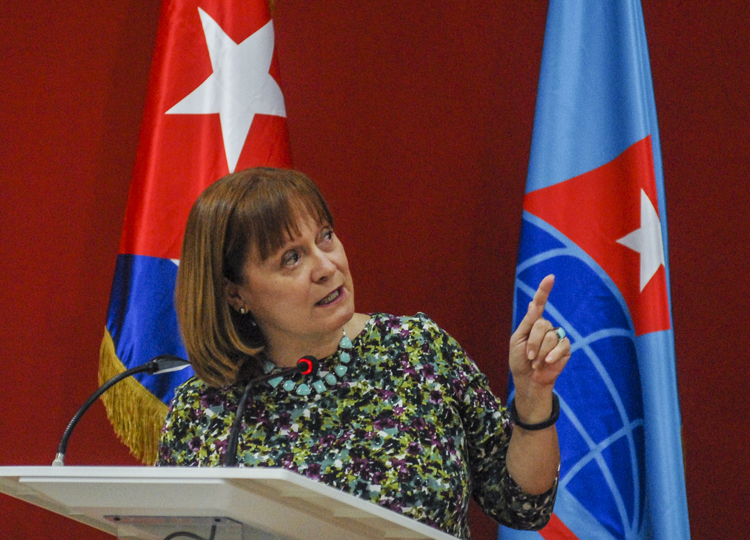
[226,212,355,357]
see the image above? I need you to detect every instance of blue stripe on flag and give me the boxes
[634,330,688,536]
[106,254,192,405]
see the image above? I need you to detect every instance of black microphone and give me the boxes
[223,356,319,467]
[52,354,191,466]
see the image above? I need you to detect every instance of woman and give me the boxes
[158,167,571,539]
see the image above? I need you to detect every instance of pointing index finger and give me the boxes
[515,274,555,336]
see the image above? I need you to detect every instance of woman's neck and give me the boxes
[267,331,343,368]
[264,312,370,368]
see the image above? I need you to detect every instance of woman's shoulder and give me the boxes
[357,313,454,356]
[365,311,438,328]
[170,375,238,411]
[173,375,207,397]
[364,312,444,339]
[360,313,481,383]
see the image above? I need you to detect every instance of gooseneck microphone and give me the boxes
[223,356,319,467]
[52,354,191,466]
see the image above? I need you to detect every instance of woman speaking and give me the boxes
[158,167,571,539]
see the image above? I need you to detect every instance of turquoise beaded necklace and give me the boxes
[265,329,353,396]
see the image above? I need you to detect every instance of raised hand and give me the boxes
[505,274,570,494]
[509,275,570,401]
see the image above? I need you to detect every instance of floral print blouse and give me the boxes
[158,313,556,539]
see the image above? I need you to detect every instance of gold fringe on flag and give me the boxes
[99,329,169,465]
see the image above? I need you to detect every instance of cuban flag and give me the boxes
[500,2,690,539]
[100,0,292,464]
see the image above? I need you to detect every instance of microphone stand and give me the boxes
[52,354,191,466]
[223,356,318,467]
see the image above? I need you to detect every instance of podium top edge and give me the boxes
[0,465,293,480]
[0,466,460,540]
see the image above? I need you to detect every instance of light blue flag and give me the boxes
[499,1,690,539]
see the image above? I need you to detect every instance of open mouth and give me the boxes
[316,287,342,306]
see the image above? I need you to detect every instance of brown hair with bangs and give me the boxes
[175,167,334,387]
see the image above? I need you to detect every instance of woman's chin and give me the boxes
[327,302,355,332]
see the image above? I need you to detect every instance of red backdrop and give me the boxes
[1,1,748,539]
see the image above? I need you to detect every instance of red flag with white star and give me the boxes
[120,0,291,260]
[100,0,292,463]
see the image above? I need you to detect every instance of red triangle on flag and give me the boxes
[523,136,670,336]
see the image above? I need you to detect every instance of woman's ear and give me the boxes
[224,277,244,312]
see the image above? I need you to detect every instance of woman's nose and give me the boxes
[311,249,336,282]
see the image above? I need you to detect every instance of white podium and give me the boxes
[0,466,458,540]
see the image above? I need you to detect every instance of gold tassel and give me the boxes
[99,329,169,465]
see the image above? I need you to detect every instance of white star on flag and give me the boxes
[616,189,666,291]
[166,8,286,173]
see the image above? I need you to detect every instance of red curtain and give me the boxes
[1,1,749,539]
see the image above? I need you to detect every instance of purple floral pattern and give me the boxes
[158,313,556,538]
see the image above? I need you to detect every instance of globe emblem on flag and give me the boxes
[514,216,646,539]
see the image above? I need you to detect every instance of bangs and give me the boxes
[222,169,333,283]
[249,191,333,262]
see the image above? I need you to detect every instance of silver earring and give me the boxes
[239,307,247,315]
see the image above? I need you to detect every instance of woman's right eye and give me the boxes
[282,250,300,266]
